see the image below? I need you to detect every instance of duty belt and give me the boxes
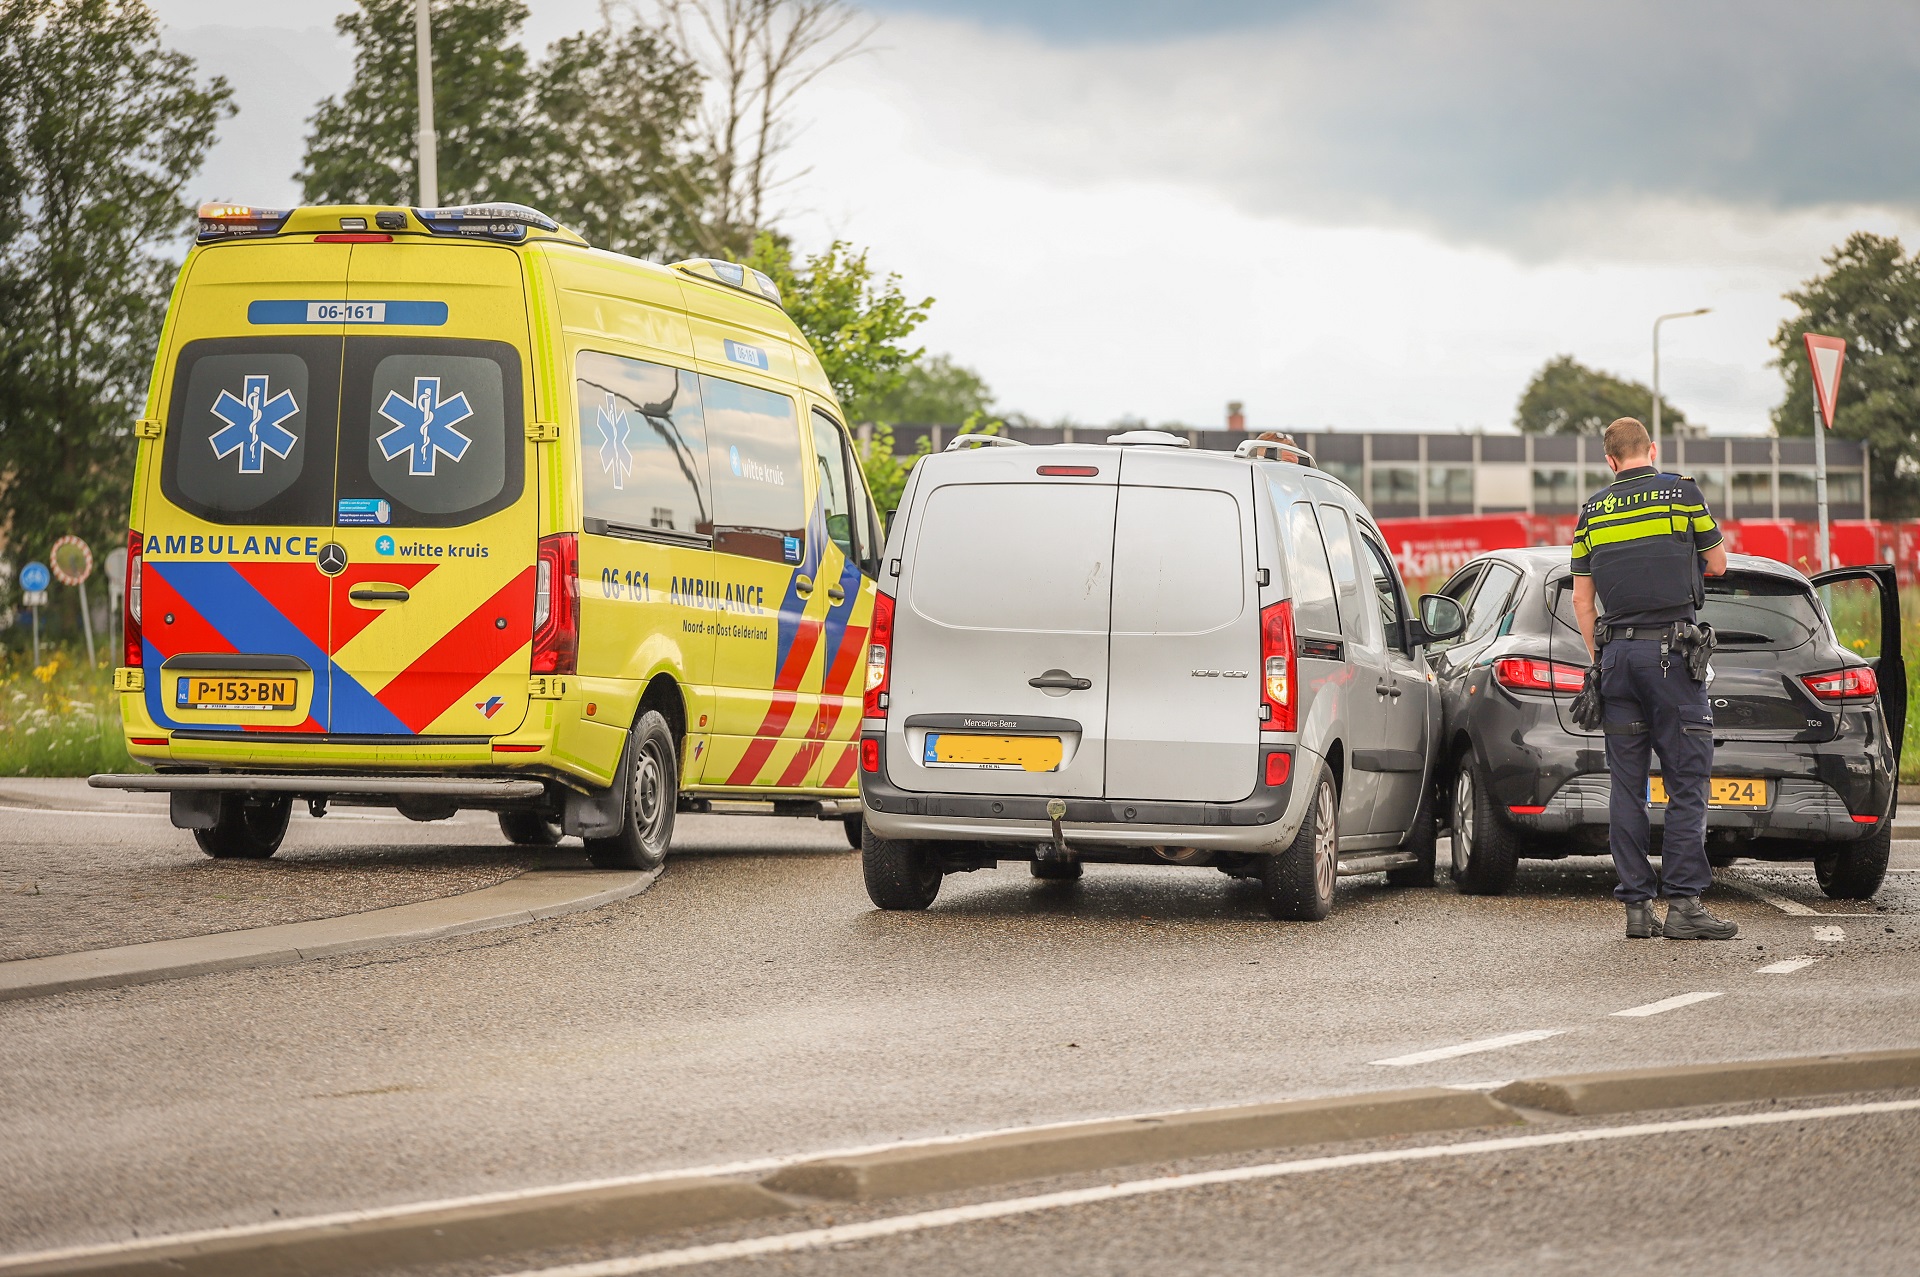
[1605,622,1683,642]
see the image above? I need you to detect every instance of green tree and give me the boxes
[863,354,993,424]
[0,0,231,571]
[1514,354,1687,437]
[1770,232,1920,518]
[300,0,536,207]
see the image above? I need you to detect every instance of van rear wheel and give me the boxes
[1263,765,1336,921]
[194,794,291,860]
[585,710,676,871]
[499,811,562,846]
[862,824,943,910]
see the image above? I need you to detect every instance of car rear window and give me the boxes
[908,482,1114,633]
[1549,570,1821,649]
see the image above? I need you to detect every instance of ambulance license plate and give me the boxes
[924,733,1063,772]
[1648,776,1767,808]
[177,676,297,712]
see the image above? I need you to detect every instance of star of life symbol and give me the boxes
[596,393,633,489]
[376,376,473,476]
[209,374,300,474]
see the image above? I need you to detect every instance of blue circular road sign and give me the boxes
[19,561,50,593]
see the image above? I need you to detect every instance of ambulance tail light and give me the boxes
[124,530,144,667]
[864,591,895,719]
[1802,666,1878,701]
[531,533,579,675]
[1260,600,1296,731]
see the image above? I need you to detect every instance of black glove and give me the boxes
[1570,659,1604,731]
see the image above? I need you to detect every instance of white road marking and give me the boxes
[1813,926,1846,944]
[1441,1080,1512,1092]
[1611,991,1723,1018]
[1757,957,1820,974]
[1720,877,1819,915]
[1369,1029,1565,1067]
[496,1100,1920,1276]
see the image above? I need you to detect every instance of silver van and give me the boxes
[857,431,1467,919]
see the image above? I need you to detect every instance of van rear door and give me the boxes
[1103,451,1259,802]
[886,456,1116,798]
[324,242,537,737]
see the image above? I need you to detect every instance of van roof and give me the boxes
[932,434,1364,503]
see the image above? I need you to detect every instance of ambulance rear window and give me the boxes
[159,337,340,526]
[701,374,806,564]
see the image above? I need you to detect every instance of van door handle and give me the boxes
[1030,670,1093,691]
[350,587,410,602]
[827,585,846,604]
[794,575,814,598]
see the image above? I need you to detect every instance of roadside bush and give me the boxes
[0,647,135,777]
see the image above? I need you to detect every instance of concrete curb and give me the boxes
[4,1049,1916,1277]
[0,868,657,1002]
[1492,1047,1920,1116]
[761,1087,1517,1201]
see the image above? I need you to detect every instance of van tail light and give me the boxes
[123,530,144,667]
[1260,600,1296,731]
[531,532,579,675]
[864,590,895,718]
[1803,666,1878,701]
[1493,657,1586,694]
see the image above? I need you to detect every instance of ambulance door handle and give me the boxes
[827,585,846,604]
[350,587,410,602]
[794,575,814,599]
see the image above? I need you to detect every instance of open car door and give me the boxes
[1812,563,1906,763]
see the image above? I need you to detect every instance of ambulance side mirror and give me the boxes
[1409,594,1466,647]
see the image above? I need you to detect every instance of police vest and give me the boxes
[1569,466,1723,627]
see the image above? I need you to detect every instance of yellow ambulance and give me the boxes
[93,202,883,868]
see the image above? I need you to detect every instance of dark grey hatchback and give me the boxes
[1426,548,1905,899]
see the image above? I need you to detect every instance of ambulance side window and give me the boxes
[160,337,341,526]
[701,374,807,565]
[811,410,856,561]
[575,351,710,541]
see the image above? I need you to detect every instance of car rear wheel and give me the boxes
[1030,858,1083,881]
[1449,759,1520,895]
[1815,820,1892,899]
[862,823,943,910]
[1263,765,1336,921]
[585,710,676,871]
[499,811,562,846]
[194,794,291,860]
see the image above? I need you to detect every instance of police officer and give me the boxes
[1570,418,1738,941]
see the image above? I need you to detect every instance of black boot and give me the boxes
[1625,902,1662,939]
[1663,895,1738,940]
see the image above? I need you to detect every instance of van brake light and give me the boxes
[532,533,578,675]
[864,591,895,718]
[123,529,144,667]
[1494,657,1585,693]
[1803,666,1877,700]
[1260,600,1296,731]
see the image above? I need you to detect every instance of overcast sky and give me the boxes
[153,0,1920,433]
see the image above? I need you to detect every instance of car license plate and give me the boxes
[1648,776,1768,808]
[924,733,1063,772]
[176,676,297,712]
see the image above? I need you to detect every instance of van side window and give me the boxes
[160,337,341,526]
[1360,532,1409,651]
[811,409,856,560]
[1285,502,1341,635]
[701,375,806,564]
[575,351,710,540]
[1318,504,1372,646]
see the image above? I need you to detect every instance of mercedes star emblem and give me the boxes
[317,542,348,576]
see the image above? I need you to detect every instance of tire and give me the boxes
[499,811,562,846]
[1707,851,1740,869]
[1815,820,1892,899]
[584,710,677,870]
[861,822,943,910]
[1263,764,1337,921]
[842,814,862,850]
[1448,758,1520,896]
[1030,858,1083,881]
[1386,779,1439,887]
[193,794,291,860]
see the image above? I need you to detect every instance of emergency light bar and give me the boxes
[672,258,784,308]
[416,203,560,243]
[196,204,292,242]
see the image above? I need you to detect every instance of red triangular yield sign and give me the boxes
[1803,332,1846,429]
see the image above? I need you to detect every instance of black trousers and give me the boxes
[1600,637,1715,903]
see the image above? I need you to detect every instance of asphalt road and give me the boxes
[2,802,1916,1261]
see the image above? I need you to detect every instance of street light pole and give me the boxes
[414,0,438,208]
[1651,307,1711,464]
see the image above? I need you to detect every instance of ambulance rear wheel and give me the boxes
[585,711,676,871]
[194,794,291,860]
[498,811,562,846]
[842,815,862,849]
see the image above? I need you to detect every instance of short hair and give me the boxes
[1603,417,1652,460]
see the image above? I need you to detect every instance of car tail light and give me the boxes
[1264,750,1292,786]
[531,533,579,675]
[1261,600,1296,731]
[1802,666,1877,701]
[861,738,880,772]
[864,591,895,718]
[123,529,144,667]
[1493,657,1586,694]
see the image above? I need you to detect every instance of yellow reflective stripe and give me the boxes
[1692,515,1717,533]
[1585,519,1684,548]
[1585,503,1677,525]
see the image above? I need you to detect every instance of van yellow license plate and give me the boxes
[924,733,1063,773]
[176,677,297,712]
[1648,777,1768,808]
